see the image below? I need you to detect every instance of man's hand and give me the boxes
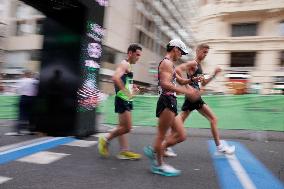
[122,88,134,99]
[214,66,222,76]
[191,74,205,82]
[132,84,140,95]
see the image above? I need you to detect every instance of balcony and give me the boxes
[199,0,284,19]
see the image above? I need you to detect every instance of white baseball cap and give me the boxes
[168,39,189,55]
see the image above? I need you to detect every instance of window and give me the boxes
[16,20,34,35]
[231,23,258,37]
[30,50,41,61]
[101,46,116,64]
[280,51,284,67]
[0,49,4,62]
[138,30,146,46]
[35,19,44,34]
[0,23,6,37]
[280,21,284,36]
[230,52,256,67]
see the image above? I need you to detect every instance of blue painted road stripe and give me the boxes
[0,137,76,165]
[208,140,284,189]
[208,141,244,189]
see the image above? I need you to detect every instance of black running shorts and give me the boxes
[156,94,177,117]
[181,97,205,112]
[115,96,133,113]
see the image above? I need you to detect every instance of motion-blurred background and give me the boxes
[1,0,284,134]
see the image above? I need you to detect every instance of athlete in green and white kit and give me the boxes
[98,44,142,160]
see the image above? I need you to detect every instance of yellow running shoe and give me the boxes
[98,136,109,157]
[116,151,141,160]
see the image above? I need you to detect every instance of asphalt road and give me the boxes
[0,122,283,189]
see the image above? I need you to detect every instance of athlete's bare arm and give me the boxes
[159,59,199,100]
[176,61,198,85]
[175,64,188,85]
[201,66,222,86]
[176,60,198,76]
[175,74,190,85]
[112,60,132,97]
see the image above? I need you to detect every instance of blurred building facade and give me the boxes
[194,0,284,94]
[0,0,44,93]
[0,0,196,94]
[5,0,284,95]
[1,0,44,78]
[100,0,196,94]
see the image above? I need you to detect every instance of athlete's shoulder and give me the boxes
[118,60,130,69]
[120,59,129,65]
[185,60,197,66]
[161,58,173,67]
[177,60,196,70]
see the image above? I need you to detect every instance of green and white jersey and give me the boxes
[114,64,134,101]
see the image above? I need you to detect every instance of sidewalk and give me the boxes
[1,119,284,142]
[0,123,283,189]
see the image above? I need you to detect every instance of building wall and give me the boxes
[1,0,44,77]
[101,0,195,91]
[103,0,134,52]
[2,0,196,94]
[195,0,284,94]
[6,35,43,50]
[102,0,160,86]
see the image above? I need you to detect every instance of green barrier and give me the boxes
[0,95,19,120]
[99,95,284,132]
[2,95,284,131]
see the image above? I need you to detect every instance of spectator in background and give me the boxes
[253,83,262,94]
[5,70,39,136]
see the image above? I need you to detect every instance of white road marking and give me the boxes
[0,137,53,153]
[64,140,97,147]
[91,133,108,138]
[17,151,70,164]
[0,137,67,156]
[223,141,257,189]
[0,176,12,184]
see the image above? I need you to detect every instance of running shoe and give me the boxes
[164,147,177,157]
[98,135,109,157]
[151,163,181,177]
[143,145,156,165]
[116,151,141,160]
[217,144,235,155]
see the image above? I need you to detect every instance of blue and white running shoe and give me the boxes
[143,145,156,165]
[151,163,181,177]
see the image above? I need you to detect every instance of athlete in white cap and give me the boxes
[144,39,200,176]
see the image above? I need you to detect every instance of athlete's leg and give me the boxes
[164,110,191,148]
[154,108,175,166]
[106,111,132,141]
[197,104,220,146]
[198,104,235,154]
[179,110,191,122]
[118,134,129,151]
[116,132,141,160]
[164,115,186,148]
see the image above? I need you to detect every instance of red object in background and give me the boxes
[229,79,248,83]
[227,79,248,95]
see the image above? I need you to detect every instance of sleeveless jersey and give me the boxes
[157,57,177,96]
[115,62,134,101]
[187,63,203,90]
